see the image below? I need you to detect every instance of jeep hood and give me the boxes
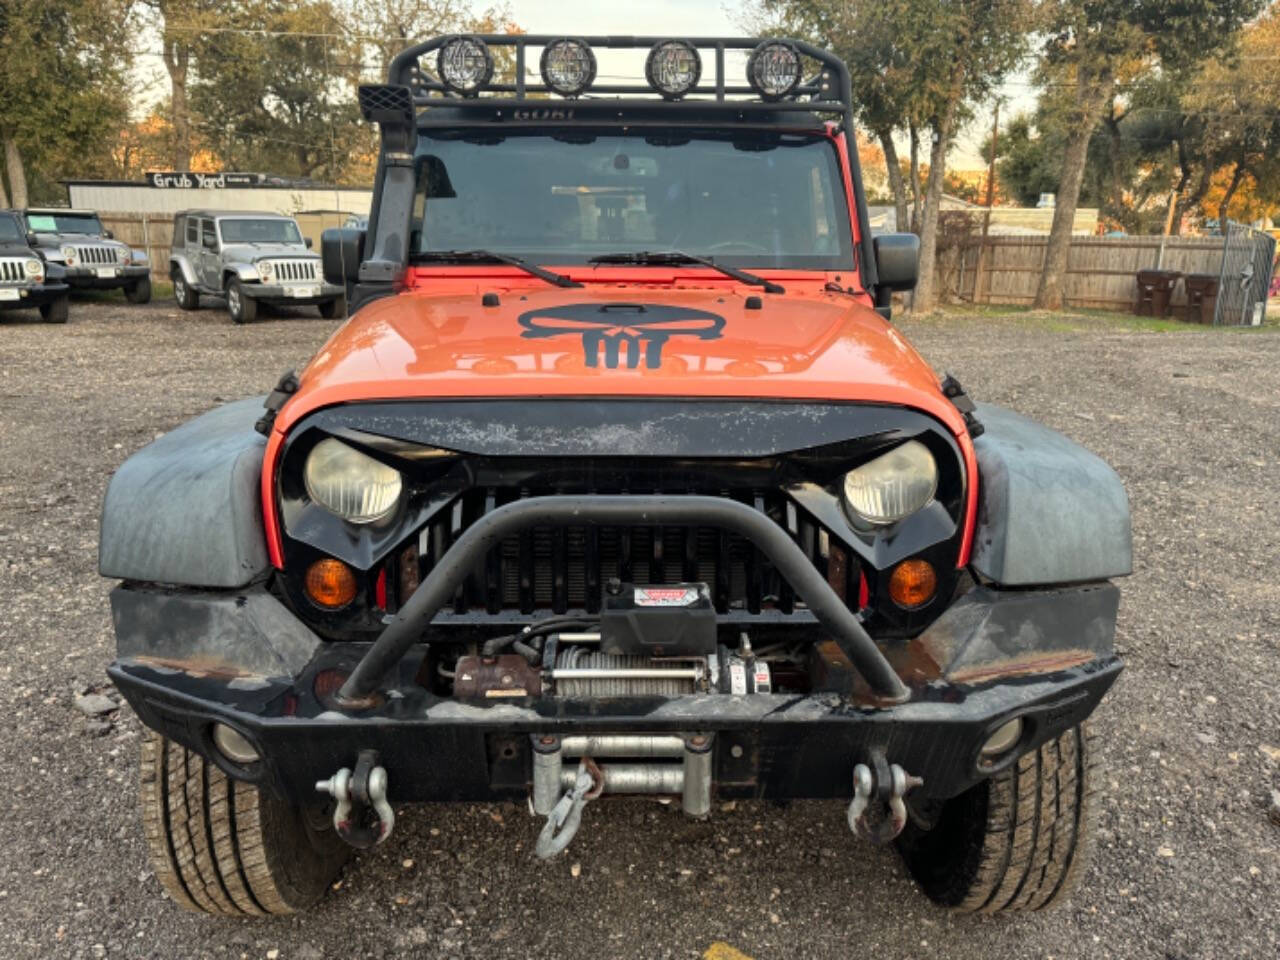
[223,242,316,261]
[278,286,967,437]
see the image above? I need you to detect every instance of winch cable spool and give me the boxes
[550,647,701,697]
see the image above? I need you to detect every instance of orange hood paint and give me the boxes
[276,277,966,436]
[263,273,979,568]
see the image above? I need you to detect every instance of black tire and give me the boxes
[896,725,1096,913]
[139,730,349,915]
[225,277,257,324]
[39,293,69,324]
[318,296,345,319]
[172,270,199,310]
[125,275,153,304]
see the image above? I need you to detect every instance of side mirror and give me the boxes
[304,236,313,249]
[25,232,37,247]
[103,229,114,239]
[322,227,365,285]
[873,234,919,292]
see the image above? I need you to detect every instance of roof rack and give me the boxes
[373,35,852,119]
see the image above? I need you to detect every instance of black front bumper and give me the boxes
[0,282,68,308]
[107,580,1122,808]
[64,265,149,290]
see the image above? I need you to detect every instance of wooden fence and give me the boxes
[946,235,1228,310]
[100,214,174,282]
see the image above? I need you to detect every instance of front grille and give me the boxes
[412,489,858,617]
[0,258,28,284]
[262,259,318,283]
[75,245,120,265]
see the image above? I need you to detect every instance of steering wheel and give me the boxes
[705,240,772,255]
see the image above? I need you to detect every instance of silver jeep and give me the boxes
[23,208,152,303]
[169,210,345,323]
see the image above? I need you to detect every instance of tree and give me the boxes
[190,0,366,181]
[750,0,1032,311]
[1183,7,1280,227]
[0,0,132,204]
[1032,0,1264,310]
[139,0,222,171]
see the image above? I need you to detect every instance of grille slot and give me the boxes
[262,259,318,283]
[412,488,859,617]
[75,245,119,265]
[0,258,27,283]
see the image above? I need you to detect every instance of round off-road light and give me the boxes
[437,36,493,96]
[748,40,802,100]
[646,40,701,99]
[888,558,937,609]
[841,440,938,526]
[305,558,358,609]
[540,38,596,97]
[980,717,1023,759]
[212,723,260,765]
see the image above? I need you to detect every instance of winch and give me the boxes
[452,581,771,700]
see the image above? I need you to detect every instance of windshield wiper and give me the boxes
[410,250,582,288]
[587,251,784,294]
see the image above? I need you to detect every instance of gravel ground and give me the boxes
[0,296,1277,960]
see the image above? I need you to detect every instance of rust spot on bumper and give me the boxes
[945,649,1096,685]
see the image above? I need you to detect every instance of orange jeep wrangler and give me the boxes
[100,35,1131,916]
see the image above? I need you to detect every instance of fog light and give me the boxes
[646,40,701,99]
[437,36,493,95]
[888,558,937,609]
[540,38,596,97]
[305,558,357,609]
[980,717,1023,759]
[212,723,260,765]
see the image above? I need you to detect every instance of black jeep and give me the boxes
[0,210,70,322]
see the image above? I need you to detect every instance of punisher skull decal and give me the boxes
[518,303,725,370]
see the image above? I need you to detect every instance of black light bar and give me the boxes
[388,35,851,116]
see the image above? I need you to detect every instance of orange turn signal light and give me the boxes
[305,558,357,609]
[888,558,937,609]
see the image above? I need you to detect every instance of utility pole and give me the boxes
[974,101,999,303]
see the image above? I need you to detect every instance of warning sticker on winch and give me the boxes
[633,587,698,607]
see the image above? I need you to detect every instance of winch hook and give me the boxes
[535,757,602,860]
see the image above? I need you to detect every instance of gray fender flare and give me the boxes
[168,254,198,286]
[970,403,1132,586]
[99,396,270,588]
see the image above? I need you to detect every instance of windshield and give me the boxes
[0,215,22,243]
[218,219,302,245]
[25,212,103,235]
[411,131,854,270]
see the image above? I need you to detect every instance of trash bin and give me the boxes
[1134,269,1182,317]
[1182,273,1220,324]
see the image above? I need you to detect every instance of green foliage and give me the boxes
[0,0,133,202]
[188,0,367,181]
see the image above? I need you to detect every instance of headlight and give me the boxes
[841,440,938,526]
[23,258,43,280]
[303,438,402,524]
[61,245,76,265]
[258,261,273,281]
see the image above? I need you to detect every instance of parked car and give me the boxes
[168,210,345,323]
[22,208,151,303]
[101,35,1130,916]
[0,209,71,322]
